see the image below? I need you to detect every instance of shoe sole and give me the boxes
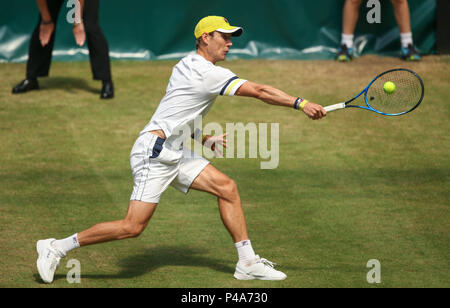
[234,272,255,280]
[234,272,286,281]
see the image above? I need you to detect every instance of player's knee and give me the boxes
[219,178,239,200]
[121,220,145,238]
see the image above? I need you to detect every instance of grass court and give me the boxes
[0,55,449,288]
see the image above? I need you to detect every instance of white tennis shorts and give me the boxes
[129,132,210,203]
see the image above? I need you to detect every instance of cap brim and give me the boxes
[216,27,243,37]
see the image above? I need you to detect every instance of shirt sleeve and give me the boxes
[204,66,247,96]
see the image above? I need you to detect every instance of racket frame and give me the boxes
[324,68,425,116]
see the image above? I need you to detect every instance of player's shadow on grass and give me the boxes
[53,245,234,282]
[39,76,99,95]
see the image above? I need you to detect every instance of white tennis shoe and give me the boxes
[234,255,287,281]
[36,238,66,283]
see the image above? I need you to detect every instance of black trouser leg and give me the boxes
[26,0,65,79]
[84,0,112,81]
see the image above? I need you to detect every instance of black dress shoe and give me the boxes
[100,80,114,99]
[12,79,39,94]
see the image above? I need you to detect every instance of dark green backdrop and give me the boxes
[0,0,436,62]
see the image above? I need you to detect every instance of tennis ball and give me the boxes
[383,81,396,94]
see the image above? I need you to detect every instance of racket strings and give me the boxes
[366,70,423,114]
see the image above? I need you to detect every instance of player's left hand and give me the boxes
[204,133,227,157]
[73,22,86,46]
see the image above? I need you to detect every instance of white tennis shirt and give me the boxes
[141,54,247,146]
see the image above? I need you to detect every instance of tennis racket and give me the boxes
[324,68,424,116]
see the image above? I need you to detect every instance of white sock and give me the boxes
[341,33,354,49]
[235,240,256,265]
[400,32,413,48]
[52,233,80,255]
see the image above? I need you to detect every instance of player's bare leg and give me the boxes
[77,200,158,246]
[190,164,248,243]
[190,164,286,280]
[36,200,157,283]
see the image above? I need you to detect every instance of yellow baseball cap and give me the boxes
[194,16,243,39]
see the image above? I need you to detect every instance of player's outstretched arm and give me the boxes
[235,81,326,120]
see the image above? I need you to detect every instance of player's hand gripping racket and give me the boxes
[324,68,424,116]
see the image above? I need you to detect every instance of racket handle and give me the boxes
[324,103,346,112]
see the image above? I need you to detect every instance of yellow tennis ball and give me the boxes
[383,81,396,94]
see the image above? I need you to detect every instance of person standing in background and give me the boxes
[12,0,114,99]
[336,0,421,62]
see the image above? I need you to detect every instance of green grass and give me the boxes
[0,55,449,288]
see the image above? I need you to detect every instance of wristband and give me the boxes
[294,97,309,110]
[300,99,308,110]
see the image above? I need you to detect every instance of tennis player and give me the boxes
[36,16,326,283]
